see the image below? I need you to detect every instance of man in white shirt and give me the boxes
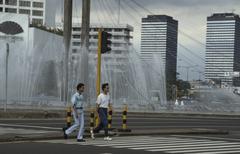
[91,83,112,141]
[63,83,85,142]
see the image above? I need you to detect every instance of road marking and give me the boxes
[194,150,240,154]
[147,144,240,152]
[36,136,240,153]
[172,135,240,142]
[164,147,240,153]
[0,123,61,130]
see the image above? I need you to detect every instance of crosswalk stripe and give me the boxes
[149,145,240,153]
[131,141,234,150]
[193,150,240,154]
[167,147,240,153]
[85,138,209,146]
[36,136,240,154]
[116,141,226,148]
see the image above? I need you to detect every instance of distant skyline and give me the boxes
[48,0,240,81]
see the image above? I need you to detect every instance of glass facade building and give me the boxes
[205,13,240,86]
[140,15,178,85]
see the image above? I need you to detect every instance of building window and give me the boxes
[114,28,122,32]
[32,10,43,16]
[104,28,112,32]
[32,2,43,8]
[32,18,43,25]
[19,1,31,7]
[114,36,122,40]
[73,27,81,31]
[0,0,3,4]
[72,49,77,53]
[19,9,30,15]
[5,0,17,5]
[93,35,98,39]
[72,35,81,39]
[72,42,81,46]
[0,7,2,12]
[5,8,17,13]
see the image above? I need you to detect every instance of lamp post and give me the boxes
[0,21,24,112]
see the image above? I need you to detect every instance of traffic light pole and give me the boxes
[97,29,102,96]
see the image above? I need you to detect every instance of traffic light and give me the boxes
[101,31,112,53]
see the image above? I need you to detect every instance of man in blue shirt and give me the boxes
[63,83,85,142]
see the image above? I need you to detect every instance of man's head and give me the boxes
[77,83,85,93]
[102,83,109,94]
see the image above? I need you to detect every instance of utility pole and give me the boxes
[81,0,91,104]
[118,0,120,24]
[63,0,72,106]
[5,43,9,112]
[81,0,91,48]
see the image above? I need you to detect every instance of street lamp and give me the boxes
[0,21,24,112]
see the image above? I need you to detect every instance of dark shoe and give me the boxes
[62,127,68,139]
[77,139,86,142]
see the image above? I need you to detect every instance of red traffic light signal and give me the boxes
[101,31,112,53]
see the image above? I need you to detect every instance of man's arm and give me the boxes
[96,95,101,111]
[71,95,78,118]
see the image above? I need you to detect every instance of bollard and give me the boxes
[66,106,72,128]
[95,110,99,127]
[108,107,113,129]
[90,110,95,130]
[122,105,127,130]
[118,104,131,132]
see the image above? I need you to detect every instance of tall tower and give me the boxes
[141,15,178,87]
[205,13,240,86]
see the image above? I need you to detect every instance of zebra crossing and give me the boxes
[37,135,240,153]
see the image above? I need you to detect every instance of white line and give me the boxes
[87,138,208,146]
[116,141,227,148]
[172,135,240,142]
[166,147,240,153]
[193,150,240,154]
[131,141,232,150]
[149,145,240,153]
[0,123,61,130]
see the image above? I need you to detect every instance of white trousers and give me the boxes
[65,110,84,139]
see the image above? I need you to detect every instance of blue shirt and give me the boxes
[71,92,84,109]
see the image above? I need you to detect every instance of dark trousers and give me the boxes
[94,108,108,136]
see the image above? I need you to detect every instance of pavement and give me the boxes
[0,126,228,142]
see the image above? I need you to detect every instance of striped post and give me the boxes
[95,111,99,127]
[66,106,72,128]
[108,107,113,129]
[118,104,131,132]
[122,105,127,130]
[90,110,95,130]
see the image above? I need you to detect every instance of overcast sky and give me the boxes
[47,0,240,80]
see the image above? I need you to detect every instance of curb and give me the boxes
[0,129,229,143]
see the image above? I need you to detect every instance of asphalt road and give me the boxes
[0,115,240,132]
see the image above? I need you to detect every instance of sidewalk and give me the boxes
[0,127,228,142]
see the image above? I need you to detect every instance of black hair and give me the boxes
[102,83,109,91]
[77,83,84,90]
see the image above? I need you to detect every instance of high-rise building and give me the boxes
[141,15,178,87]
[71,23,133,53]
[70,23,133,61]
[0,0,45,25]
[205,13,240,86]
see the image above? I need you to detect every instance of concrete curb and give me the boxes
[0,129,229,143]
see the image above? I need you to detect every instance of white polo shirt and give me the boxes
[96,93,110,108]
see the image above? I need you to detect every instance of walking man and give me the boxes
[63,83,85,142]
[91,83,112,141]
